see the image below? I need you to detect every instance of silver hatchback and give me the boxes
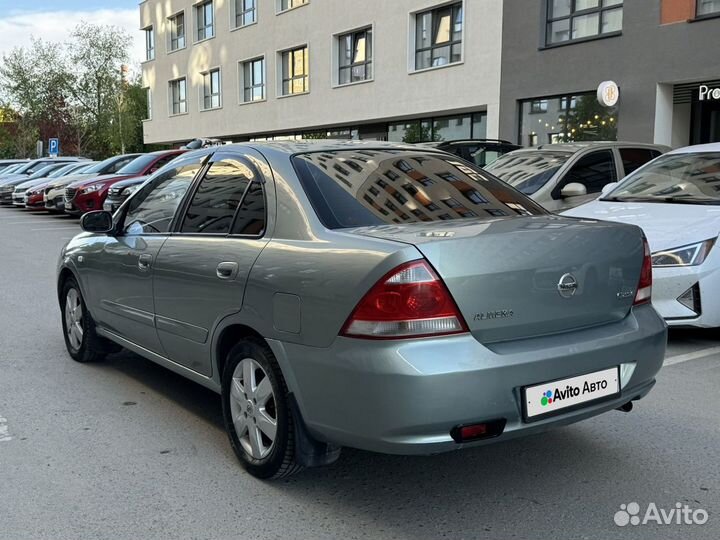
[57,141,666,479]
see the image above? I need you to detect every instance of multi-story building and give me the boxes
[139,0,503,145]
[498,0,720,148]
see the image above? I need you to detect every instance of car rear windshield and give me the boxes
[605,152,720,204]
[485,151,572,195]
[291,150,547,230]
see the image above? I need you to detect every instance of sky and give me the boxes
[0,1,144,65]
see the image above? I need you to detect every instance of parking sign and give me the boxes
[48,138,60,157]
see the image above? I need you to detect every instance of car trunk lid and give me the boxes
[348,215,645,343]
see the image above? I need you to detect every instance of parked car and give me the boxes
[420,139,522,168]
[44,153,142,213]
[0,159,28,174]
[63,150,186,216]
[57,141,666,479]
[0,157,84,184]
[102,175,149,213]
[1,163,75,205]
[564,143,720,328]
[485,142,669,211]
[13,162,97,207]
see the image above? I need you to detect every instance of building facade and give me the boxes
[499,0,720,148]
[139,0,503,145]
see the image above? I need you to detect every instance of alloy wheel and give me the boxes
[229,358,278,460]
[64,288,84,351]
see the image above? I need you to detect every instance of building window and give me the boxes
[144,88,152,120]
[201,68,221,110]
[169,78,188,115]
[195,0,215,41]
[546,0,623,46]
[388,112,486,143]
[168,12,186,51]
[234,0,257,27]
[281,46,309,95]
[278,0,308,12]
[338,28,372,85]
[518,92,618,146]
[530,100,548,113]
[697,0,720,15]
[415,2,463,70]
[144,26,155,61]
[241,58,265,102]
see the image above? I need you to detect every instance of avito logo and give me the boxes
[540,380,609,407]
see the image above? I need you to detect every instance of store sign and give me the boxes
[699,85,720,101]
[597,81,620,107]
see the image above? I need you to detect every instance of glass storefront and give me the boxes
[518,92,618,146]
[388,112,487,143]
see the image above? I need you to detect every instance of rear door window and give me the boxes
[555,150,617,197]
[620,148,662,176]
[292,150,546,230]
[180,157,259,235]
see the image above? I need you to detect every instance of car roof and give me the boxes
[207,139,446,159]
[668,142,720,154]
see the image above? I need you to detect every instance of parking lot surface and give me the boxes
[1,207,718,540]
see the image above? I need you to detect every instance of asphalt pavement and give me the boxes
[0,206,718,540]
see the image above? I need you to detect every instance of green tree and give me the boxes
[68,23,132,159]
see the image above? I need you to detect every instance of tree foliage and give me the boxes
[0,24,147,159]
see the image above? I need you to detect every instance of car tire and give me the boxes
[60,277,112,363]
[221,338,303,479]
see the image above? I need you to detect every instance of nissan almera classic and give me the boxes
[57,142,667,479]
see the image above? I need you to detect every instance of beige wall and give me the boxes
[139,0,503,145]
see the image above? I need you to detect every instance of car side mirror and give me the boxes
[601,182,619,196]
[80,210,114,234]
[560,182,588,198]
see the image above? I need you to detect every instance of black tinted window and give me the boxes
[108,156,136,173]
[620,148,661,176]
[292,150,546,229]
[231,182,266,236]
[560,150,617,195]
[124,160,202,235]
[181,158,253,234]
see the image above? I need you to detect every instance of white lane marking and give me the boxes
[0,416,12,442]
[665,345,720,367]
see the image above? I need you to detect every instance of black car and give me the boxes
[421,139,521,168]
[102,175,149,213]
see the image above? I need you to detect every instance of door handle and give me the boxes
[216,262,239,280]
[138,253,153,271]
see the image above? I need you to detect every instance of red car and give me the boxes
[63,150,186,216]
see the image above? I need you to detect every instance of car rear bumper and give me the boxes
[653,264,720,328]
[270,304,667,455]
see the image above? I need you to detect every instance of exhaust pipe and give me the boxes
[616,401,633,413]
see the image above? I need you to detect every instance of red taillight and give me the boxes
[341,260,469,339]
[634,236,652,305]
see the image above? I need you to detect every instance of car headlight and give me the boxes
[652,239,716,267]
[82,184,102,194]
[122,185,140,198]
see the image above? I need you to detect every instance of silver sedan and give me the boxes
[57,141,666,479]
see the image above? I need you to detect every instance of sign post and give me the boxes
[48,138,60,157]
[36,141,43,158]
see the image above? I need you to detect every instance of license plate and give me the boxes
[523,367,620,421]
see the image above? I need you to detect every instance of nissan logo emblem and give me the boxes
[557,273,579,299]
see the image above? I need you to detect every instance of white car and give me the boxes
[564,143,720,328]
[486,142,669,212]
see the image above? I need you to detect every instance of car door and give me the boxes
[549,149,618,211]
[86,155,206,353]
[152,150,272,376]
